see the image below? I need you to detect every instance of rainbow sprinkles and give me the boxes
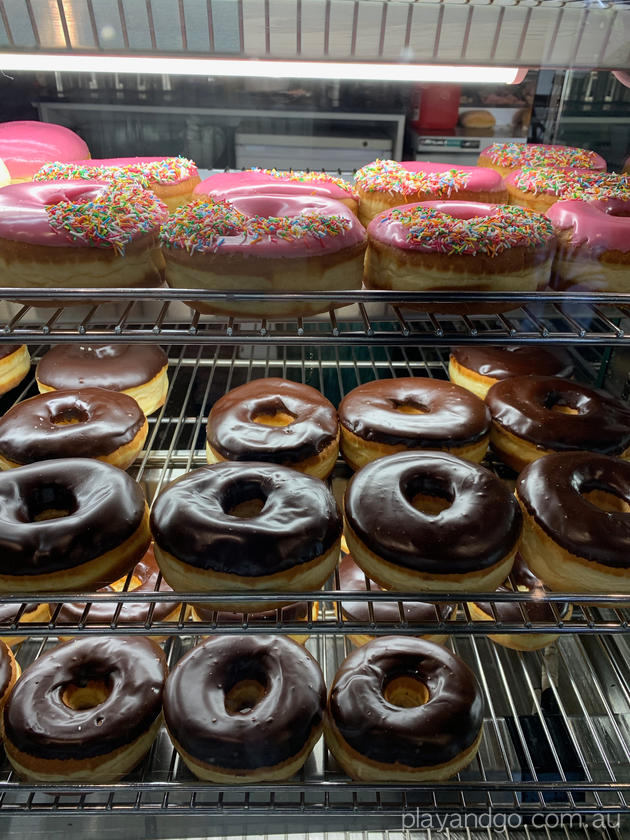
[355,160,471,196]
[35,157,197,186]
[514,167,630,200]
[255,168,358,198]
[484,143,601,170]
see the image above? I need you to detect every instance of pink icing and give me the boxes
[161,193,365,257]
[355,159,505,195]
[547,198,630,254]
[36,157,198,185]
[0,180,164,248]
[401,161,505,193]
[0,121,89,180]
[194,170,356,202]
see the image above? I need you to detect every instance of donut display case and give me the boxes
[1,1,630,839]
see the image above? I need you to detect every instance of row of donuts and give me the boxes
[0,632,484,784]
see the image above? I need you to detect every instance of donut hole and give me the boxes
[224,662,269,715]
[25,484,77,522]
[51,405,90,426]
[253,409,296,428]
[62,677,112,711]
[543,391,581,416]
[384,675,429,708]
[582,488,630,515]
[222,482,268,519]
[404,475,453,516]
[392,399,429,416]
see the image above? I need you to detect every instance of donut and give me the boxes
[486,375,630,472]
[324,636,483,781]
[338,551,456,646]
[344,450,522,593]
[478,142,606,178]
[36,344,168,417]
[468,553,572,651]
[505,167,630,213]
[34,157,200,212]
[0,121,90,182]
[354,159,508,225]
[0,387,148,471]
[0,159,10,187]
[338,376,490,470]
[206,377,339,479]
[0,640,20,712]
[163,635,326,782]
[516,451,630,594]
[0,181,167,293]
[55,545,185,635]
[0,601,50,647]
[0,344,30,395]
[161,194,366,317]
[150,461,342,612]
[194,169,358,213]
[0,458,150,593]
[3,636,166,782]
[191,600,314,645]
[547,198,630,292]
[449,346,574,400]
[364,201,556,306]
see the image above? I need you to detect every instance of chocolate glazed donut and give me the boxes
[3,636,167,782]
[516,451,630,594]
[486,375,630,472]
[0,640,19,712]
[0,388,148,471]
[344,451,522,593]
[207,377,339,479]
[163,635,326,782]
[151,461,342,612]
[324,636,484,781]
[0,458,151,593]
[338,377,490,470]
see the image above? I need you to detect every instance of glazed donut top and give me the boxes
[338,376,490,447]
[194,169,358,203]
[345,451,522,574]
[34,157,198,188]
[150,461,342,576]
[0,181,168,251]
[3,636,166,759]
[37,344,167,392]
[486,375,630,455]
[368,201,555,256]
[450,346,574,381]
[0,120,90,180]
[0,600,40,626]
[207,377,338,464]
[0,387,146,464]
[193,600,309,624]
[508,167,630,201]
[163,634,326,770]
[480,142,606,172]
[338,552,456,624]
[546,198,630,253]
[160,194,365,257]
[56,545,178,626]
[516,451,630,568]
[327,636,483,766]
[0,344,27,361]
[354,159,505,197]
[0,458,147,578]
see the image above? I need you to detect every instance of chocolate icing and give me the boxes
[339,553,455,624]
[472,553,570,621]
[36,344,167,392]
[3,636,166,760]
[150,462,342,577]
[56,546,178,626]
[338,377,490,447]
[163,635,325,770]
[0,458,147,577]
[0,640,12,698]
[208,377,338,464]
[193,601,308,623]
[327,636,483,766]
[517,451,630,568]
[0,601,39,624]
[0,388,146,464]
[344,451,522,574]
[451,346,573,380]
[487,375,630,454]
[0,345,26,362]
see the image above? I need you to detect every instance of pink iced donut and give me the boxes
[161,193,366,316]
[0,180,167,291]
[0,121,89,182]
[35,157,200,211]
[194,169,358,214]
[354,159,508,225]
[478,142,606,177]
[0,160,9,188]
[505,167,630,214]
[547,198,630,292]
